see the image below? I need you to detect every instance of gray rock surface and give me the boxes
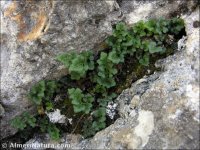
[24,4,199,150]
[0,1,199,149]
[0,0,119,139]
[87,7,200,149]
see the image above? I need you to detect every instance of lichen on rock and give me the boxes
[0,0,199,149]
[46,109,66,124]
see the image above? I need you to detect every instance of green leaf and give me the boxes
[74,105,85,113]
[139,54,149,66]
[94,84,107,94]
[10,116,27,130]
[108,51,121,64]
[97,92,117,107]
[85,94,94,103]
[68,88,94,114]
[83,120,96,138]
[45,102,54,111]
[57,51,94,80]
[106,37,115,47]
[148,41,163,53]
[98,72,106,78]
[116,22,127,31]
[28,81,45,105]
[47,124,60,141]
[163,27,168,33]
[68,88,83,104]
[88,107,107,131]
[45,81,57,101]
[122,35,133,47]
[84,103,92,114]
[22,112,36,128]
[39,117,49,132]
[56,52,76,68]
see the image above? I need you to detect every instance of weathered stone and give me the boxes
[0,0,119,139]
[24,5,199,149]
[0,104,5,117]
[86,7,199,149]
[0,1,199,149]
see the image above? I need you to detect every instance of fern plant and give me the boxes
[10,112,36,130]
[139,53,149,66]
[37,117,60,140]
[11,17,185,140]
[92,107,106,129]
[47,123,60,140]
[169,18,185,34]
[28,81,45,105]
[95,52,118,88]
[83,107,106,137]
[45,81,57,101]
[57,51,94,80]
[68,88,94,114]
[28,80,57,114]
[28,80,57,105]
[97,93,117,107]
[10,116,27,130]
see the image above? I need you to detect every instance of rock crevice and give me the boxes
[0,1,199,149]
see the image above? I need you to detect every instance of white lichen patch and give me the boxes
[106,101,118,119]
[67,118,73,125]
[134,110,154,147]
[46,109,66,124]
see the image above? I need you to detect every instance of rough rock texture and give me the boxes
[24,4,199,150]
[0,0,199,146]
[82,7,199,149]
[0,0,119,139]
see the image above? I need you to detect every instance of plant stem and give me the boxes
[71,114,85,134]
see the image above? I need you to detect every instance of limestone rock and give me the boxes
[24,5,199,149]
[0,0,119,139]
[87,7,200,149]
[0,0,199,147]
[0,104,5,117]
